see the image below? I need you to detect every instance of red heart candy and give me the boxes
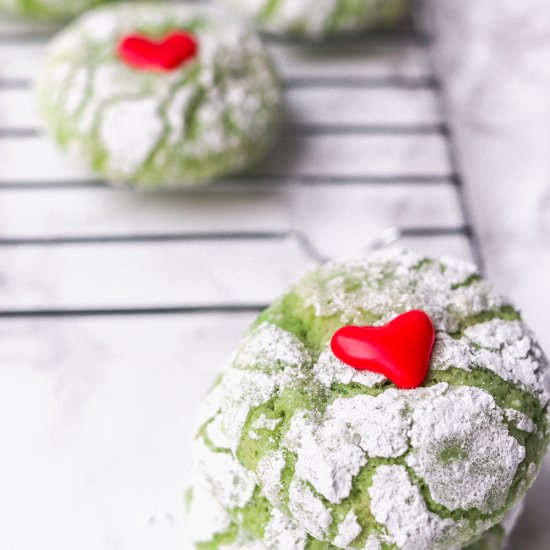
[118,30,198,72]
[330,310,435,389]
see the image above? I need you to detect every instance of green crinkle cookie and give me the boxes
[217,248,549,549]
[36,2,281,188]
[187,385,523,550]
[218,0,410,38]
[0,0,114,20]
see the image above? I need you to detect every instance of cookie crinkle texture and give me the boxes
[188,379,525,550]
[215,249,549,549]
[218,0,410,38]
[36,2,281,188]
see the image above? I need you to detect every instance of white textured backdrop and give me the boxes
[428,1,550,547]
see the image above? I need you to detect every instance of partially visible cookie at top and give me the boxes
[0,0,115,20]
[217,0,410,38]
[36,2,282,189]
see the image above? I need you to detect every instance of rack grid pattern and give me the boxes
[0,23,482,319]
[0,14,484,550]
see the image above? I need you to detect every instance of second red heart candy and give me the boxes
[118,30,198,72]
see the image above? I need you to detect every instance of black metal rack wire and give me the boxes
[0,21,483,319]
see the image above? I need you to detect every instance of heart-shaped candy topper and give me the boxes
[331,310,435,389]
[118,30,198,72]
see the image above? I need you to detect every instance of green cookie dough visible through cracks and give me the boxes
[215,249,549,549]
[188,483,510,550]
[187,401,521,550]
[36,2,282,188]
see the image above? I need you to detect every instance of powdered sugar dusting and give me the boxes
[406,384,525,513]
[245,377,526,543]
[222,0,338,36]
[333,510,362,548]
[192,415,309,548]
[466,318,528,349]
[282,383,523,515]
[233,322,311,372]
[299,249,504,335]
[187,468,232,544]
[263,508,308,550]
[221,323,313,450]
[268,0,338,35]
[256,450,286,506]
[432,320,550,405]
[328,393,410,458]
[252,414,281,431]
[206,412,231,449]
[222,532,264,549]
[100,98,164,177]
[313,347,386,388]
[363,534,383,550]
[166,86,195,144]
[194,380,224,431]
[221,367,276,452]
[221,0,408,37]
[1,0,112,21]
[369,465,463,550]
[430,333,472,371]
[64,68,89,116]
[282,391,410,504]
[288,479,332,540]
[194,440,256,509]
[505,408,536,433]
[465,320,550,404]
[283,409,368,504]
[438,255,479,285]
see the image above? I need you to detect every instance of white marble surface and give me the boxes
[0,315,255,550]
[428,1,550,547]
[0,3,548,549]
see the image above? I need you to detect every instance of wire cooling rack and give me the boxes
[0,19,484,318]
[0,12,484,550]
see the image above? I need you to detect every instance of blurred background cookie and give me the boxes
[36,2,282,189]
[0,0,116,20]
[218,0,410,38]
